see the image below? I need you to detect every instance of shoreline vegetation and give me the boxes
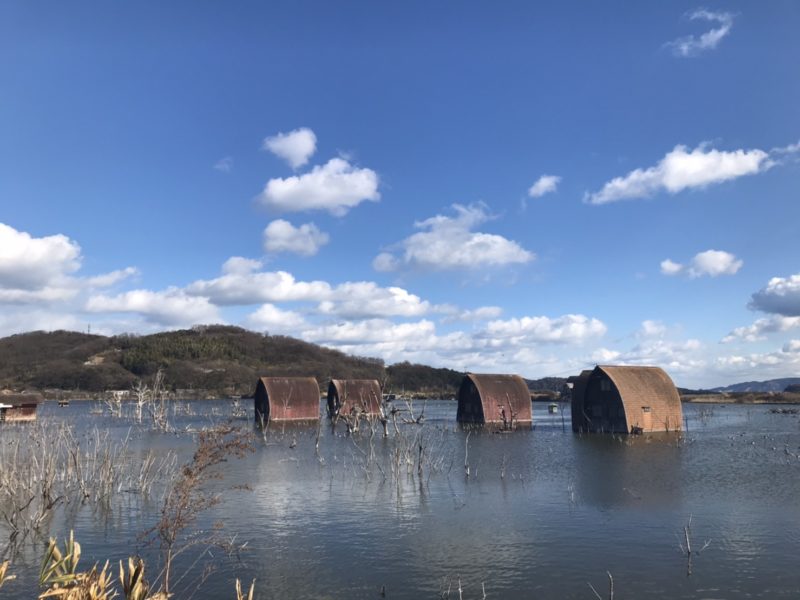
[1,326,798,405]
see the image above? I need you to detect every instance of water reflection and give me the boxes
[1,401,800,598]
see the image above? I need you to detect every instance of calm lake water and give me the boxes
[2,400,800,599]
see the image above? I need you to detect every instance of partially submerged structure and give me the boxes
[327,379,382,419]
[570,365,683,434]
[456,373,532,427]
[0,392,43,422]
[253,377,320,423]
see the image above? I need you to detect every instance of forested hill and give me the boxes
[0,326,465,396]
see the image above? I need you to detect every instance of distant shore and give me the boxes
[682,392,800,404]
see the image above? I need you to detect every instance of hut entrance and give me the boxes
[641,407,652,430]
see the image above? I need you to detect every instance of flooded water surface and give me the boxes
[2,401,800,599]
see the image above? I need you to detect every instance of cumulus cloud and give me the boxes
[262,127,317,169]
[481,314,607,344]
[586,143,771,204]
[318,282,432,319]
[259,157,379,216]
[660,259,684,276]
[85,267,139,288]
[0,222,81,293]
[667,9,734,58]
[85,288,221,326]
[441,306,504,323]
[749,273,800,317]
[528,174,561,198]
[784,340,800,353]
[186,268,332,306]
[722,316,800,343]
[221,256,263,276]
[374,203,534,272]
[639,320,667,338]
[213,157,234,173]
[660,250,742,278]
[263,219,330,256]
[245,303,307,333]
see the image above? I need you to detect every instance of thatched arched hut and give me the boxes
[456,373,532,426]
[253,377,320,423]
[327,379,382,419]
[571,365,683,434]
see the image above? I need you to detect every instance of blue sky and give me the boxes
[1,1,799,388]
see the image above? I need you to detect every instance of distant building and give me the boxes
[456,373,532,427]
[0,392,43,422]
[570,365,683,434]
[327,379,382,419]
[253,377,320,424]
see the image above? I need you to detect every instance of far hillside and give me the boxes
[0,326,468,397]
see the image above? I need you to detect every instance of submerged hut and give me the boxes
[327,379,382,419]
[456,373,532,427]
[253,377,320,423]
[570,365,683,434]
[0,392,43,422]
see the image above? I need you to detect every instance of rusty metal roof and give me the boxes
[255,377,320,420]
[328,379,382,414]
[462,373,532,424]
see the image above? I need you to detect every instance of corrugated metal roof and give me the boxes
[328,379,382,416]
[256,377,320,421]
[461,373,532,424]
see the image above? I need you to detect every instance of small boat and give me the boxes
[58,399,70,407]
[548,403,559,414]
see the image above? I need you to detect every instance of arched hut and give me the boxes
[571,365,683,434]
[456,373,532,427]
[0,392,42,422]
[327,379,382,419]
[253,377,320,423]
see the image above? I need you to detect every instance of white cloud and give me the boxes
[591,348,622,363]
[213,157,234,173]
[259,157,379,216]
[372,252,399,272]
[667,9,734,58]
[687,250,743,278]
[0,222,82,294]
[660,250,742,278]
[263,219,330,256]
[318,282,431,319]
[303,318,436,346]
[639,320,667,338]
[587,143,771,204]
[784,340,800,353]
[749,273,800,317]
[221,256,263,276]
[262,127,317,169]
[722,316,800,343]
[482,314,607,344]
[0,309,83,338]
[528,174,561,198]
[374,203,534,272]
[86,267,139,288]
[245,303,307,334]
[441,306,504,323]
[660,259,684,276]
[186,268,332,306]
[85,288,221,326]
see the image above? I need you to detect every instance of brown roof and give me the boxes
[0,392,43,406]
[463,373,532,424]
[597,365,683,432]
[256,377,320,421]
[328,379,382,415]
